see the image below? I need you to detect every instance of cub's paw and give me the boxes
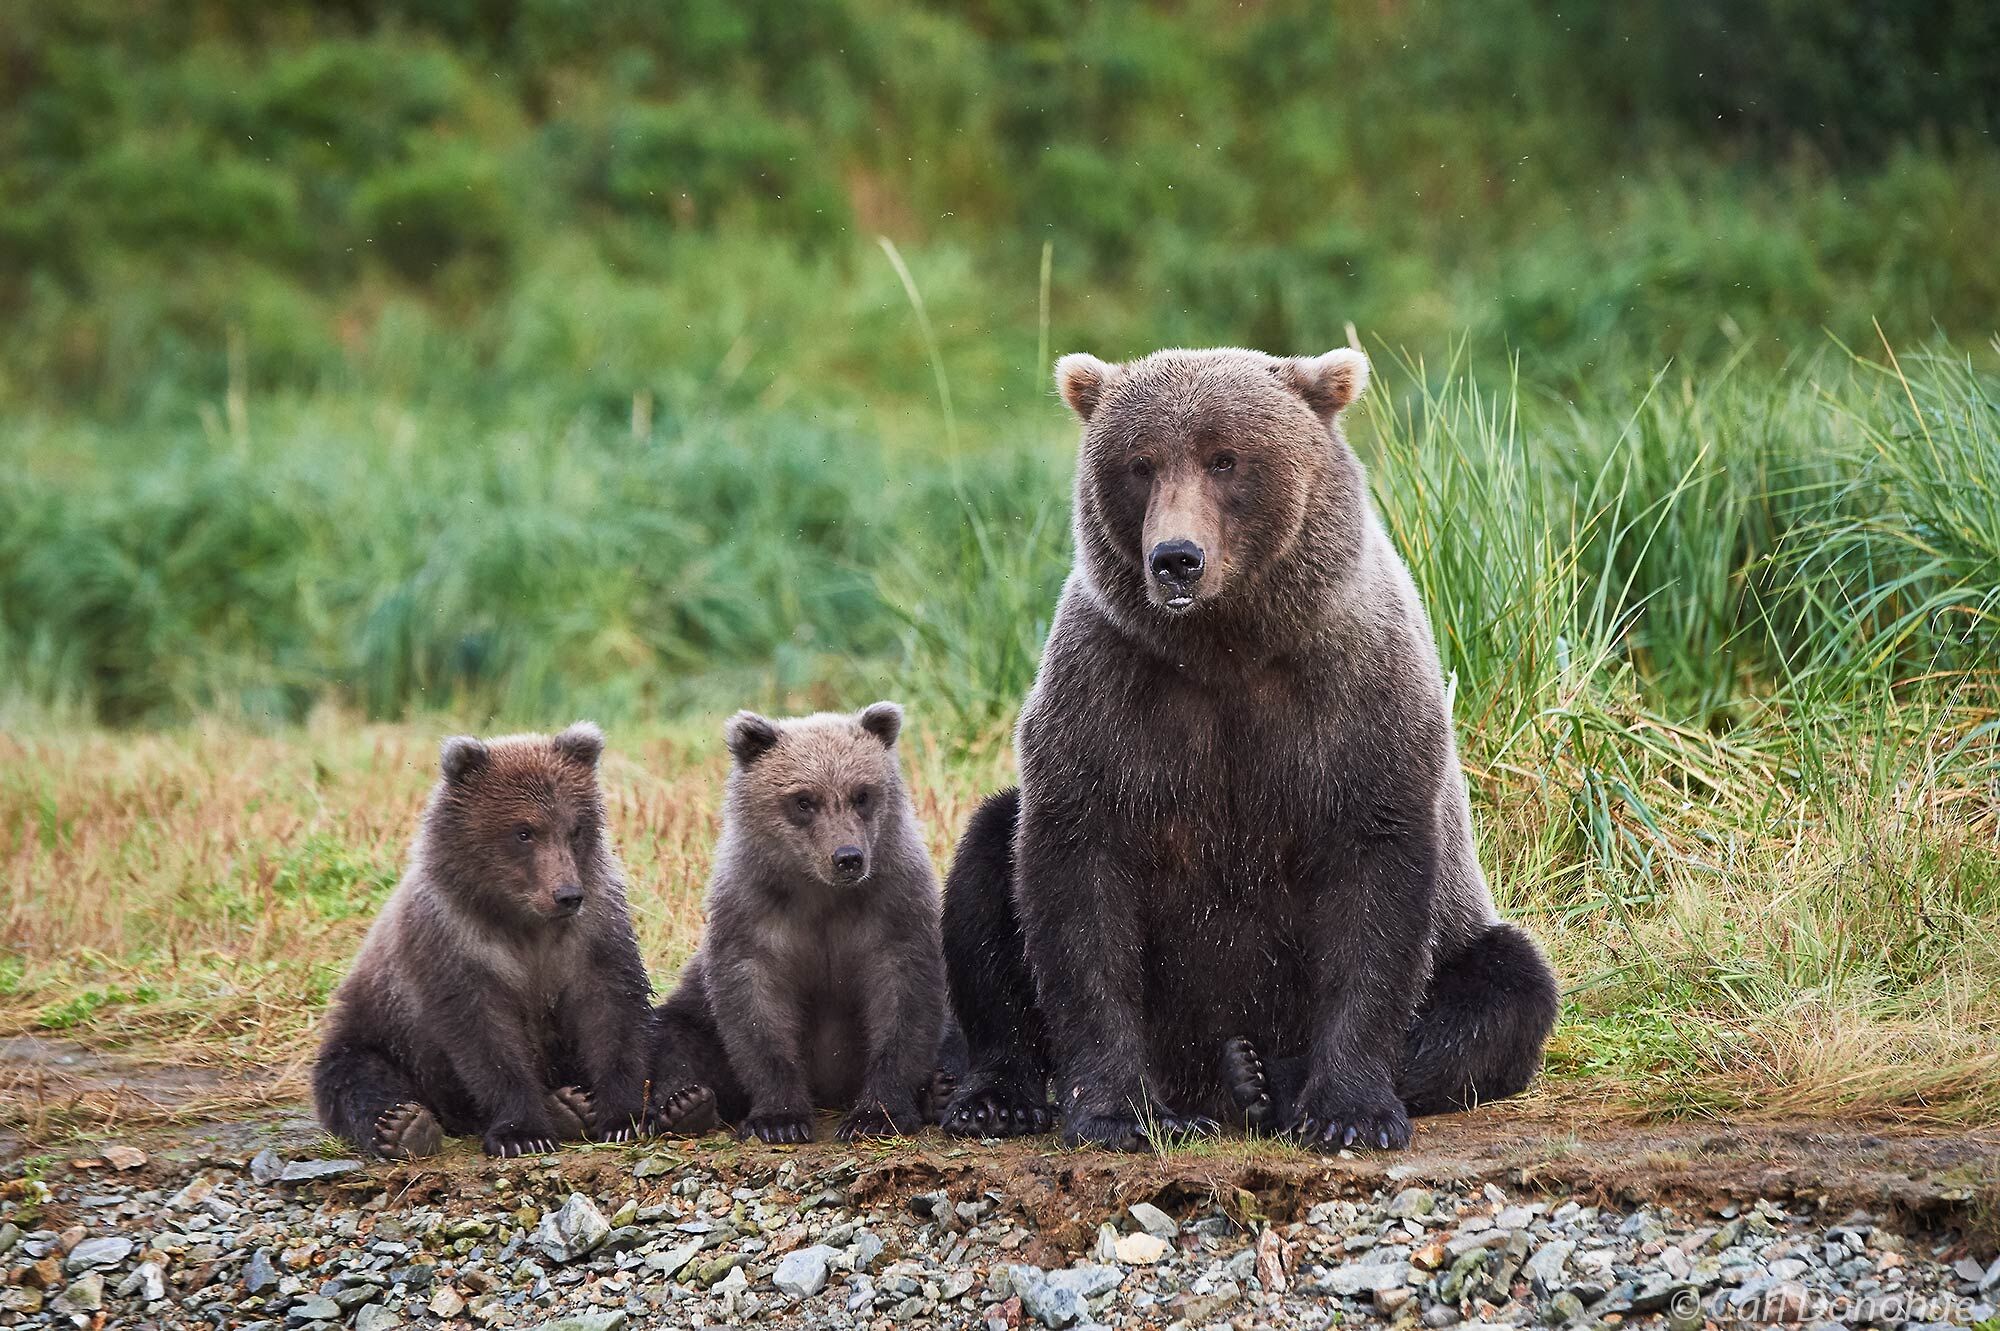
[1221,1036,1277,1133]
[740,1111,814,1145]
[647,1084,721,1138]
[942,1083,1055,1139]
[1146,1113,1221,1146]
[482,1123,561,1158]
[372,1102,443,1160]
[836,1097,923,1141]
[1285,1086,1411,1152]
[1061,1111,1153,1153]
[547,1086,595,1142]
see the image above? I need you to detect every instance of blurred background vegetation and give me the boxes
[2,0,1997,733]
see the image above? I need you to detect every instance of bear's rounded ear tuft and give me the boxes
[858,700,904,748]
[553,721,604,770]
[1280,347,1371,420]
[1055,353,1118,422]
[724,711,780,765]
[440,735,489,785]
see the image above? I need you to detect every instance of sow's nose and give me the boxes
[1148,538,1205,586]
[552,883,584,915]
[831,846,866,880]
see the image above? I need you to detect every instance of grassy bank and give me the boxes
[4,345,1996,1134]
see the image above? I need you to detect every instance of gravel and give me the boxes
[3,1141,1995,1330]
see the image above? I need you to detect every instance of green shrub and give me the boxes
[352,146,517,283]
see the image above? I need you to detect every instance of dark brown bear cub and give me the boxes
[312,723,654,1158]
[647,702,950,1143]
[941,347,1559,1152]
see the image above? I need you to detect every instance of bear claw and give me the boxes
[1222,1035,1277,1132]
[741,1111,813,1145]
[482,1125,560,1158]
[372,1101,443,1160]
[648,1084,720,1138]
[836,1099,922,1141]
[943,1089,1054,1139]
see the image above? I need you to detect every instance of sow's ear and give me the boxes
[858,700,903,748]
[440,735,489,785]
[1279,347,1371,420]
[724,711,780,765]
[553,721,604,770]
[1055,352,1118,422]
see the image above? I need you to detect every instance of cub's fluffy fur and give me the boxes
[649,702,951,1143]
[312,723,654,1158]
[941,348,1559,1151]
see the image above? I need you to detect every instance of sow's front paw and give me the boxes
[835,1095,924,1141]
[1286,1082,1412,1152]
[1060,1110,1153,1153]
[482,1123,561,1158]
[740,1110,814,1145]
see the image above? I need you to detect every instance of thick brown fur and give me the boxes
[312,723,655,1158]
[940,348,1559,1151]
[649,702,952,1143]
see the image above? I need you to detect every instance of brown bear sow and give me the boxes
[940,347,1560,1152]
[312,723,654,1159]
[647,702,952,1144]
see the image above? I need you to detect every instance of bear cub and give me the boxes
[648,702,951,1143]
[313,723,655,1158]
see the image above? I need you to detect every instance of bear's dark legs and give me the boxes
[647,980,732,1137]
[939,790,1056,1138]
[1398,922,1559,1115]
[1224,922,1558,1129]
[312,1037,443,1160]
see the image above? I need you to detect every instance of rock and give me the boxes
[1386,1187,1436,1219]
[101,1145,146,1171]
[57,1273,104,1313]
[609,1199,638,1228]
[1114,1232,1170,1264]
[645,1242,701,1279]
[243,1248,281,1295]
[774,1245,839,1298]
[64,1236,133,1272]
[846,1230,886,1272]
[1128,1203,1178,1239]
[278,1159,364,1183]
[1309,1258,1411,1296]
[1983,1255,2000,1292]
[1955,1255,1989,1284]
[1376,1285,1414,1315]
[118,1260,166,1302]
[0,1223,19,1258]
[534,1315,627,1331]
[287,1295,341,1324]
[354,1306,402,1331]
[1524,1238,1574,1294]
[695,1254,745,1287]
[249,1149,288,1184]
[534,1194,610,1263]
[1011,1269,1086,1329]
[1044,1265,1123,1299]
[1256,1226,1291,1294]
[633,1154,676,1179]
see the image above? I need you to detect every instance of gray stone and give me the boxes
[1524,1239,1574,1294]
[285,1295,341,1324]
[773,1245,839,1299]
[249,1149,287,1184]
[533,1314,627,1331]
[57,1273,104,1313]
[1310,1258,1412,1296]
[1128,1203,1178,1239]
[1044,1264,1123,1299]
[244,1248,281,1295]
[534,1194,610,1264]
[644,1242,701,1279]
[278,1159,364,1183]
[1386,1188,1436,1219]
[1007,1268,1086,1330]
[64,1236,134,1273]
[353,1307,402,1331]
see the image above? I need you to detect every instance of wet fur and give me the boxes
[312,724,655,1157]
[941,348,1559,1150]
[650,704,950,1142]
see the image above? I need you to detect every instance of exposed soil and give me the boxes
[6,1038,1997,1251]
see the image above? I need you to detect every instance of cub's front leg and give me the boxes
[556,934,656,1141]
[707,953,815,1144]
[837,916,947,1140]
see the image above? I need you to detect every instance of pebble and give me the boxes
[1128,1202,1177,1239]
[773,1244,839,1297]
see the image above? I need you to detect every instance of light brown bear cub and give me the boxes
[313,723,655,1158]
[648,702,950,1143]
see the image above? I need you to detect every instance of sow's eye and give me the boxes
[1209,452,1236,474]
[1128,458,1154,481]
[514,824,536,843]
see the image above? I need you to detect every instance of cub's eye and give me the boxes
[515,825,535,843]
[792,794,816,817]
[853,789,873,815]
[1129,458,1154,480]
[1209,453,1236,473]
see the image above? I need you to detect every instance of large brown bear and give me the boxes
[939,347,1559,1151]
[312,723,655,1158]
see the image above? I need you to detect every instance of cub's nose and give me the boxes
[1148,538,1205,586]
[552,883,584,915]
[831,846,866,880]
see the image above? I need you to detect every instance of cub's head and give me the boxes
[721,701,907,889]
[427,722,609,928]
[1057,346,1370,616]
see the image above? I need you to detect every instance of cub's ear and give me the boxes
[1055,352,1118,422]
[440,735,489,785]
[858,700,903,748]
[1279,347,1370,420]
[553,721,604,770]
[724,711,780,765]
